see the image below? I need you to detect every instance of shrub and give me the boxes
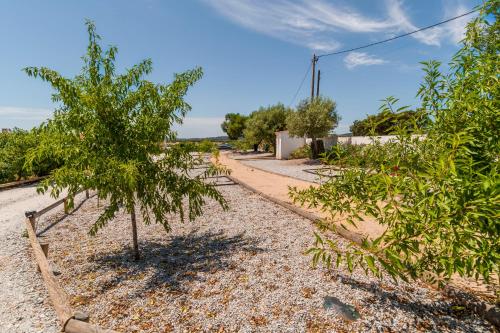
[290,1,499,285]
[289,145,311,159]
[0,128,61,183]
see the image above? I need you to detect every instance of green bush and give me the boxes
[196,140,217,153]
[290,1,499,285]
[289,145,311,159]
[0,128,61,183]
[231,139,253,152]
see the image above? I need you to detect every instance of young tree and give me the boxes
[221,113,247,140]
[287,96,340,158]
[243,103,290,153]
[290,1,499,285]
[24,21,227,260]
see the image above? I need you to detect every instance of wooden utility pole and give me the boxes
[311,54,317,100]
[316,69,321,97]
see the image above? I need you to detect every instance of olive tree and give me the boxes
[243,103,290,153]
[290,1,499,285]
[24,21,227,260]
[287,96,340,158]
[221,113,247,140]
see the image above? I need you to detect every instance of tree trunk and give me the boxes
[130,205,140,260]
[311,137,318,159]
[253,144,258,152]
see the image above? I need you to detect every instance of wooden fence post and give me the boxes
[85,190,89,199]
[25,211,37,233]
[37,242,49,272]
[63,198,68,214]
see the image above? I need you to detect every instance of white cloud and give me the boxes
[204,0,470,52]
[203,0,402,52]
[173,117,225,138]
[0,106,52,120]
[344,52,387,69]
[385,0,444,46]
[442,1,471,43]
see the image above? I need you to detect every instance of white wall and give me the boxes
[276,133,427,159]
[337,135,426,145]
[275,131,306,160]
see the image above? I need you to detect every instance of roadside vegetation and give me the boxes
[221,97,339,156]
[0,128,61,183]
[291,1,499,288]
[350,98,429,136]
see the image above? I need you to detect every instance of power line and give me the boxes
[288,62,311,107]
[317,8,479,59]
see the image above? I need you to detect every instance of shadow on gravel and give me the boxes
[37,194,91,237]
[338,274,486,331]
[91,229,264,296]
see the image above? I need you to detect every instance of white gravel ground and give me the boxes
[239,158,331,183]
[37,184,494,332]
[0,184,62,333]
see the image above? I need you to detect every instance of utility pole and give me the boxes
[310,54,317,100]
[316,69,321,97]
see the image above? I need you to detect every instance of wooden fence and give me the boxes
[24,190,118,333]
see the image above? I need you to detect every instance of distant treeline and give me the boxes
[174,136,229,142]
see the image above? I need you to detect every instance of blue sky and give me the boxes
[0,0,480,137]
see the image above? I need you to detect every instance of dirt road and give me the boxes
[0,184,62,333]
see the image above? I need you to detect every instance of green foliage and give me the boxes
[290,1,499,286]
[321,143,364,167]
[289,145,311,159]
[230,139,253,152]
[243,103,290,153]
[0,129,32,182]
[195,140,218,154]
[221,113,247,140]
[350,100,429,136]
[287,96,339,139]
[287,96,340,158]
[24,21,228,258]
[0,128,60,183]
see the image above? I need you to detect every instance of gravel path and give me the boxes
[38,185,493,332]
[0,184,62,333]
[238,158,332,184]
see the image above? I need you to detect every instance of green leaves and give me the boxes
[221,113,248,140]
[25,21,228,251]
[243,103,290,151]
[287,96,339,140]
[291,0,500,286]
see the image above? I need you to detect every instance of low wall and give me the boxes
[276,133,427,159]
[276,131,305,160]
[337,135,426,145]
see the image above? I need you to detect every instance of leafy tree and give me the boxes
[287,96,340,158]
[24,21,227,260]
[243,103,290,153]
[349,102,429,136]
[221,113,247,140]
[0,128,60,183]
[290,1,499,286]
[0,129,34,182]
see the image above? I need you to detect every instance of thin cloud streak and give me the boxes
[344,52,388,69]
[0,106,52,120]
[204,0,472,52]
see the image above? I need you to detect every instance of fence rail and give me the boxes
[24,190,118,333]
